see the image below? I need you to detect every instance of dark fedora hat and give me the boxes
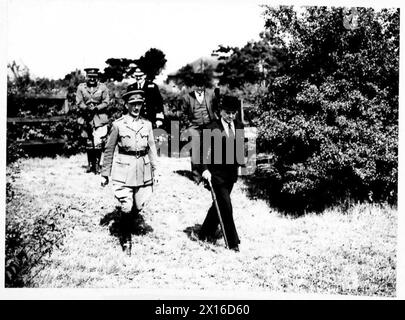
[219,95,240,112]
[193,72,208,87]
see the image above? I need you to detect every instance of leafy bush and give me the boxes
[246,7,398,213]
[5,167,67,287]
[7,140,26,165]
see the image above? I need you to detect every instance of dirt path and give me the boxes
[13,154,397,296]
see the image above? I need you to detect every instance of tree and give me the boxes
[7,61,32,95]
[137,48,167,80]
[101,58,135,82]
[166,60,215,89]
[213,32,287,89]
[249,6,399,213]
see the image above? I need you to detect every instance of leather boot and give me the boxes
[94,149,102,174]
[86,149,93,173]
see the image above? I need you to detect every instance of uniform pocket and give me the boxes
[111,160,129,183]
[143,156,152,182]
[136,128,149,148]
[119,129,133,148]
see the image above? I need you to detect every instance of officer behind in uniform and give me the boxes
[76,67,110,173]
[196,96,245,252]
[127,66,164,128]
[101,89,157,235]
[181,72,217,183]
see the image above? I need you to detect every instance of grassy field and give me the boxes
[6,154,397,296]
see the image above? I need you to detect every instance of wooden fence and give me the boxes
[7,95,69,148]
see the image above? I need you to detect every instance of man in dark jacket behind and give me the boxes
[127,67,164,128]
[181,73,218,183]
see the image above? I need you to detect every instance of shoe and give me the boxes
[86,163,92,173]
[189,230,201,242]
[213,228,223,240]
[229,245,239,252]
[205,235,217,244]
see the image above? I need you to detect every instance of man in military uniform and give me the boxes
[127,66,164,128]
[181,72,217,183]
[76,67,110,173]
[101,89,157,252]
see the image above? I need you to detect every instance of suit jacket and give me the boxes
[201,118,245,185]
[76,82,110,128]
[127,80,164,123]
[101,115,157,187]
[181,89,218,127]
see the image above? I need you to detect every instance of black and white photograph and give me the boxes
[1,0,402,301]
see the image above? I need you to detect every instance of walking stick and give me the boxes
[207,179,229,249]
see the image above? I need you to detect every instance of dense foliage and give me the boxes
[166,60,215,88]
[101,48,167,81]
[245,6,399,213]
[213,33,287,89]
[6,165,67,287]
[137,48,168,80]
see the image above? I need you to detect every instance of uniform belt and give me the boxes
[118,149,148,157]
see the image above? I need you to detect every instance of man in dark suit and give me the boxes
[127,67,164,128]
[197,95,245,252]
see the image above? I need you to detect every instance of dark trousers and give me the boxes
[199,181,240,248]
[189,125,204,183]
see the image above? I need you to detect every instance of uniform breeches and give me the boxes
[85,124,108,149]
[112,182,153,214]
[200,182,240,248]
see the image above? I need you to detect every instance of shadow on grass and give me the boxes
[174,169,203,184]
[100,207,153,253]
[183,223,223,245]
[183,223,202,242]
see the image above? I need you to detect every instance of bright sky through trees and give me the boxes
[7,0,265,82]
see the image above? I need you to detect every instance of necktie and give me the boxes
[228,122,235,139]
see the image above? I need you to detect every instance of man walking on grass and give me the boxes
[195,95,245,252]
[76,67,110,174]
[101,88,158,255]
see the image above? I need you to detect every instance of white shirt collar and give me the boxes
[221,118,234,136]
[195,90,205,104]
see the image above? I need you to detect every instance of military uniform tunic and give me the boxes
[76,82,110,148]
[76,82,109,128]
[101,115,157,213]
[127,80,164,125]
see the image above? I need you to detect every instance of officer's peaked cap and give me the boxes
[133,67,145,76]
[123,89,145,103]
[84,68,100,76]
